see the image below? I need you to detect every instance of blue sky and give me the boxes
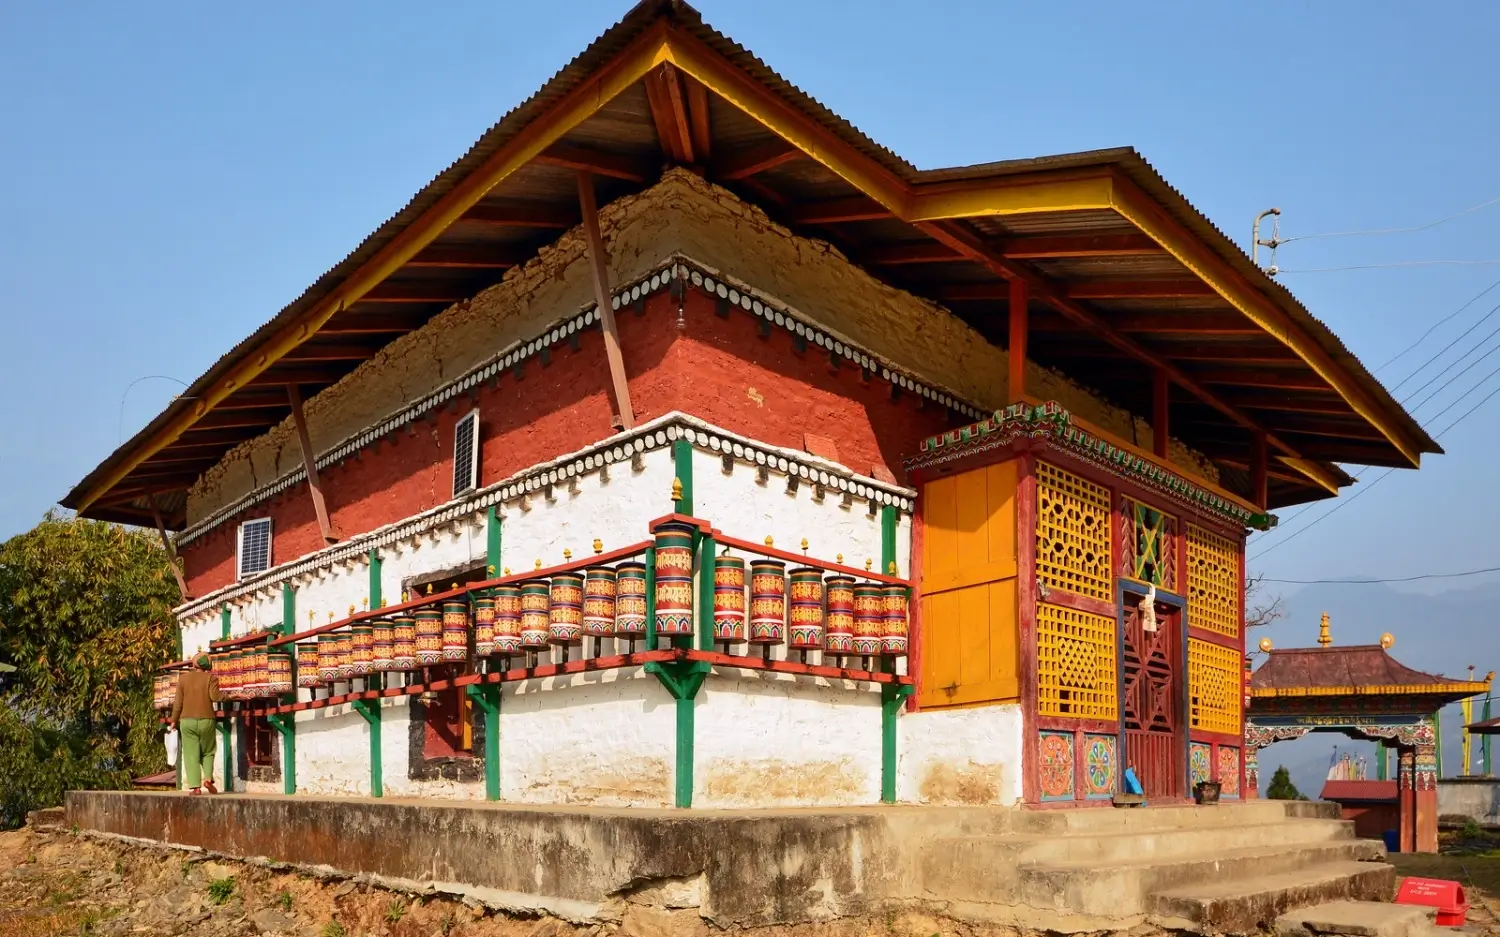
[3,0,1499,603]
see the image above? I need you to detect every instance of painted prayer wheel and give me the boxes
[548,573,585,646]
[210,654,227,696]
[473,594,496,657]
[247,647,267,698]
[296,642,321,687]
[223,652,241,700]
[519,580,551,650]
[880,584,909,657]
[441,599,470,662]
[318,633,340,684]
[392,614,417,670]
[233,651,250,699]
[654,522,696,637]
[371,618,395,672]
[267,649,293,696]
[613,562,648,637]
[748,559,787,645]
[712,555,746,643]
[824,575,856,654]
[492,585,523,656]
[852,583,884,657]
[256,645,273,697]
[334,631,354,681]
[351,623,374,676]
[582,567,618,637]
[153,672,175,710]
[788,568,826,651]
[414,608,444,666]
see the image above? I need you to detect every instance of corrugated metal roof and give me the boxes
[1321,780,1397,802]
[1252,645,1465,692]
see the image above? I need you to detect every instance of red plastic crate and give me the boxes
[1396,877,1469,926]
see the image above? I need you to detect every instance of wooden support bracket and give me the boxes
[286,384,339,543]
[577,172,637,430]
[148,496,190,601]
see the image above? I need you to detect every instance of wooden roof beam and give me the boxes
[280,342,388,362]
[866,242,963,264]
[713,139,799,181]
[406,245,526,269]
[161,426,266,448]
[359,283,474,304]
[1032,343,1301,364]
[645,63,695,164]
[787,196,893,225]
[998,233,1163,259]
[1190,368,1335,391]
[246,366,351,387]
[1028,312,1260,335]
[194,407,290,429]
[1065,280,1217,300]
[1227,390,1357,415]
[535,142,653,182]
[318,311,432,335]
[916,218,1343,495]
[685,73,711,161]
[460,203,576,228]
[214,389,302,410]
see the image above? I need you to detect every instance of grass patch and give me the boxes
[277,889,294,913]
[385,898,408,923]
[320,921,347,937]
[207,877,235,905]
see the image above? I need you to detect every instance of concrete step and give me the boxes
[1149,861,1397,934]
[1011,800,1295,836]
[1017,818,1357,864]
[1019,840,1388,916]
[1275,900,1435,937]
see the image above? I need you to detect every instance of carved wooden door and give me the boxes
[1121,601,1183,799]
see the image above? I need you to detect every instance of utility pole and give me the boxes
[1252,207,1282,274]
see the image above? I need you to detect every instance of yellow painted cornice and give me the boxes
[1251,681,1490,699]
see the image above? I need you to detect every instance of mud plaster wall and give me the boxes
[898,704,1023,806]
[186,169,1215,530]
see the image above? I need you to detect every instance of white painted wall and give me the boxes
[294,705,375,796]
[898,704,1023,806]
[695,670,882,808]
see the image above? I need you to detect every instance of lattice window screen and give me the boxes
[1186,524,1240,637]
[237,518,273,580]
[1037,602,1118,720]
[1035,461,1113,601]
[1188,637,1242,735]
[1119,499,1177,591]
[452,410,480,498]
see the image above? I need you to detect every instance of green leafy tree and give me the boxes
[1265,765,1305,801]
[0,511,178,827]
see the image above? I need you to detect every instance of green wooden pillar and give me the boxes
[351,699,383,797]
[1435,712,1444,778]
[879,505,903,803]
[278,583,297,793]
[1376,740,1388,781]
[368,549,383,609]
[219,605,232,792]
[672,438,694,515]
[696,531,716,651]
[648,660,710,808]
[467,685,501,801]
[1484,698,1492,776]
[644,546,658,651]
[486,505,502,574]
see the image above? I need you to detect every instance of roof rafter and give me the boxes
[534,142,654,182]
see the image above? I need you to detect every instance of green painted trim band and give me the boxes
[486,505,502,576]
[220,605,231,641]
[351,699,383,798]
[280,584,296,637]
[644,546,658,651]
[268,710,296,795]
[220,720,232,792]
[672,438,694,515]
[646,660,709,808]
[368,549,382,609]
[467,685,501,801]
[696,533,715,651]
[881,683,913,803]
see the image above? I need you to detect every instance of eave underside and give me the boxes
[64,0,1437,529]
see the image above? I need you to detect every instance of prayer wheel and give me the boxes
[226,651,243,700]
[852,583,884,657]
[748,559,787,645]
[414,607,444,666]
[654,522,695,637]
[788,568,826,651]
[712,555,746,643]
[824,575,856,654]
[318,632,340,684]
[548,572,585,646]
[296,642,321,688]
[391,614,417,671]
[880,584,909,657]
[613,562,648,637]
[267,649,293,696]
[473,594,496,657]
[371,618,395,672]
[351,623,374,677]
[210,654,227,696]
[441,598,470,662]
[252,645,270,697]
[519,580,551,650]
[491,585,523,656]
[334,630,354,681]
[582,567,618,637]
[153,672,174,711]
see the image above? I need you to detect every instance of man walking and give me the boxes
[169,654,222,795]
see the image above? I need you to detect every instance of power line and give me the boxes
[1391,294,1500,394]
[1279,259,1500,274]
[1404,317,1500,411]
[1262,565,1500,585]
[1419,356,1500,425]
[1279,193,1500,244]
[1376,277,1500,372]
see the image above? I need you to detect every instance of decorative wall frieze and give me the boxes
[174,411,915,620]
[906,401,1273,530]
[179,253,982,548]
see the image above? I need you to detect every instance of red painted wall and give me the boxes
[182,286,960,597]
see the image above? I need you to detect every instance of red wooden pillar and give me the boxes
[1009,279,1027,403]
[1415,742,1439,852]
[1249,431,1268,509]
[1398,747,1416,853]
[1152,369,1170,459]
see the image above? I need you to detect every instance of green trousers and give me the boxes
[179,718,217,790]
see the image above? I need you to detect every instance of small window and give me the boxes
[237,518,273,579]
[452,410,480,498]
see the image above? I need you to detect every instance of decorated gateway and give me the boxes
[78,0,1437,809]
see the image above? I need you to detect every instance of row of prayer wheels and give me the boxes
[196,646,294,702]
[151,671,180,711]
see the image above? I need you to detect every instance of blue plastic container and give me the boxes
[1383,829,1400,853]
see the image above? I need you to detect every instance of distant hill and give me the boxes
[1250,577,1500,800]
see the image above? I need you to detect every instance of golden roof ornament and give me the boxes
[535,559,543,570]
[593,539,603,555]
[671,477,684,502]
[765,536,774,548]
[1259,637,1274,652]
[503,567,511,576]
[836,553,844,564]
[801,538,809,556]
[348,605,355,617]
[1380,632,1395,649]
[1318,611,1332,647]
[865,558,873,572]
[488,565,496,577]
[563,549,572,562]
[888,562,898,575]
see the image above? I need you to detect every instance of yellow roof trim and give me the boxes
[1252,682,1490,699]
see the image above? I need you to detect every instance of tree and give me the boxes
[0,511,178,828]
[1246,571,1285,631]
[1265,765,1306,801]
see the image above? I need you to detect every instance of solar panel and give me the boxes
[238,518,273,579]
[453,410,480,498]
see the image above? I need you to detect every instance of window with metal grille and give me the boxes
[237,518,273,580]
[452,410,480,498]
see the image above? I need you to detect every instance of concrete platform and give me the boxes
[66,792,1397,933]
